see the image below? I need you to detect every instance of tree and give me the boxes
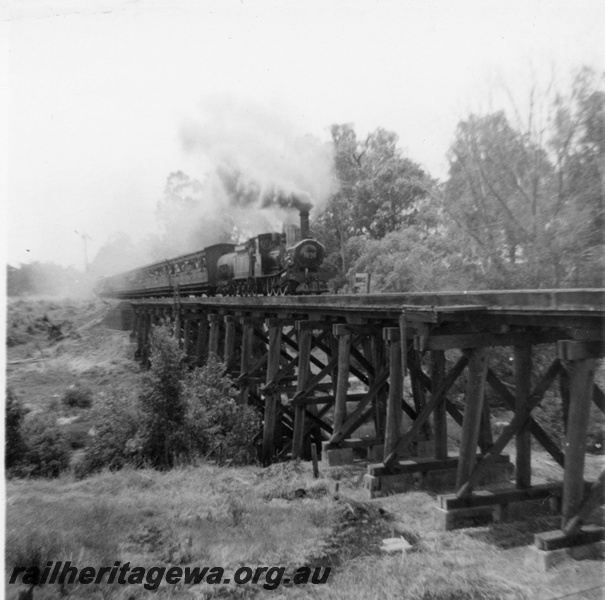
[444,111,552,287]
[443,68,604,288]
[347,224,478,293]
[314,124,432,282]
[547,67,604,286]
[139,326,188,468]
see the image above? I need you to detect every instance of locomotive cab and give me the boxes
[257,232,285,275]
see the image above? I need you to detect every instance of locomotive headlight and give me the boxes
[301,245,317,260]
[291,239,325,269]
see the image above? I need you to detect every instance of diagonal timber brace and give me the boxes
[456,359,564,497]
[383,353,469,470]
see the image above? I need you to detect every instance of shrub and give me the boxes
[138,325,188,468]
[83,389,144,474]
[81,327,260,474]
[6,388,28,471]
[184,355,261,465]
[62,385,94,408]
[63,419,91,450]
[18,416,70,478]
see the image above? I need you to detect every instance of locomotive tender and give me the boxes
[97,211,332,299]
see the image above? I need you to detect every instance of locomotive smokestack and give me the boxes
[300,210,310,239]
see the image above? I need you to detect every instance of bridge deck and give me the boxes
[129,289,605,320]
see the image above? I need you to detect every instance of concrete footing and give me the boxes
[365,471,419,497]
[436,498,542,530]
[435,505,494,530]
[436,480,578,530]
[367,444,385,462]
[525,539,605,571]
[364,459,513,499]
[322,447,354,466]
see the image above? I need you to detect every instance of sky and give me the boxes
[2,0,604,271]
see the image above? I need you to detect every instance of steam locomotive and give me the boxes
[96,211,333,299]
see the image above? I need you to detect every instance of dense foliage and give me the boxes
[84,388,143,473]
[138,326,189,468]
[18,417,72,478]
[313,124,434,285]
[62,385,94,408]
[6,389,71,478]
[183,355,261,465]
[6,388,27,471]
[315,67,604,292]
[82,326,261,474]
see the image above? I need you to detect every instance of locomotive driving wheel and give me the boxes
[266,275,278,295]
[261,278,270,296]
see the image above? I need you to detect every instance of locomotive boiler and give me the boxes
[96,210,333,299]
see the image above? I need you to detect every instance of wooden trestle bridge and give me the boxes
[126,289,605,557]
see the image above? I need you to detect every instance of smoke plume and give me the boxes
[91,97,336,278]
[181,95,335,223]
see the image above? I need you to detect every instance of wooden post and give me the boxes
[223,316,237,367]
[262,324,282,464]
[478,399,494,453]
[273,324,286,455]
[361,334,381,439]
[174,308,182,347]
[208,314,220,357]
[514,345,532,489]
[559,365,570,434]
[183,313,192,358]
[372,334,387,439]
[141,311,152,364]
[456,348,489,491]
[195,315,209,366]
[409,349,432,441]
[311,444,320,478]
[135,309,145,359]
[561,357,596,526]
[399,312,408,376]
[432,350,447,460]
[292,327,312,460]
[239,319,254,404]
[384,327,403,459]
[130,309,139,342]
[332,325,352,436]
[329,332,339,398]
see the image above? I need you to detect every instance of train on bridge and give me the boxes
[97,210,334,299]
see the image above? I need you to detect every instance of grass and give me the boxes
[6,464,340,599]
[287,490,604,600]
[7,461,604,600]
